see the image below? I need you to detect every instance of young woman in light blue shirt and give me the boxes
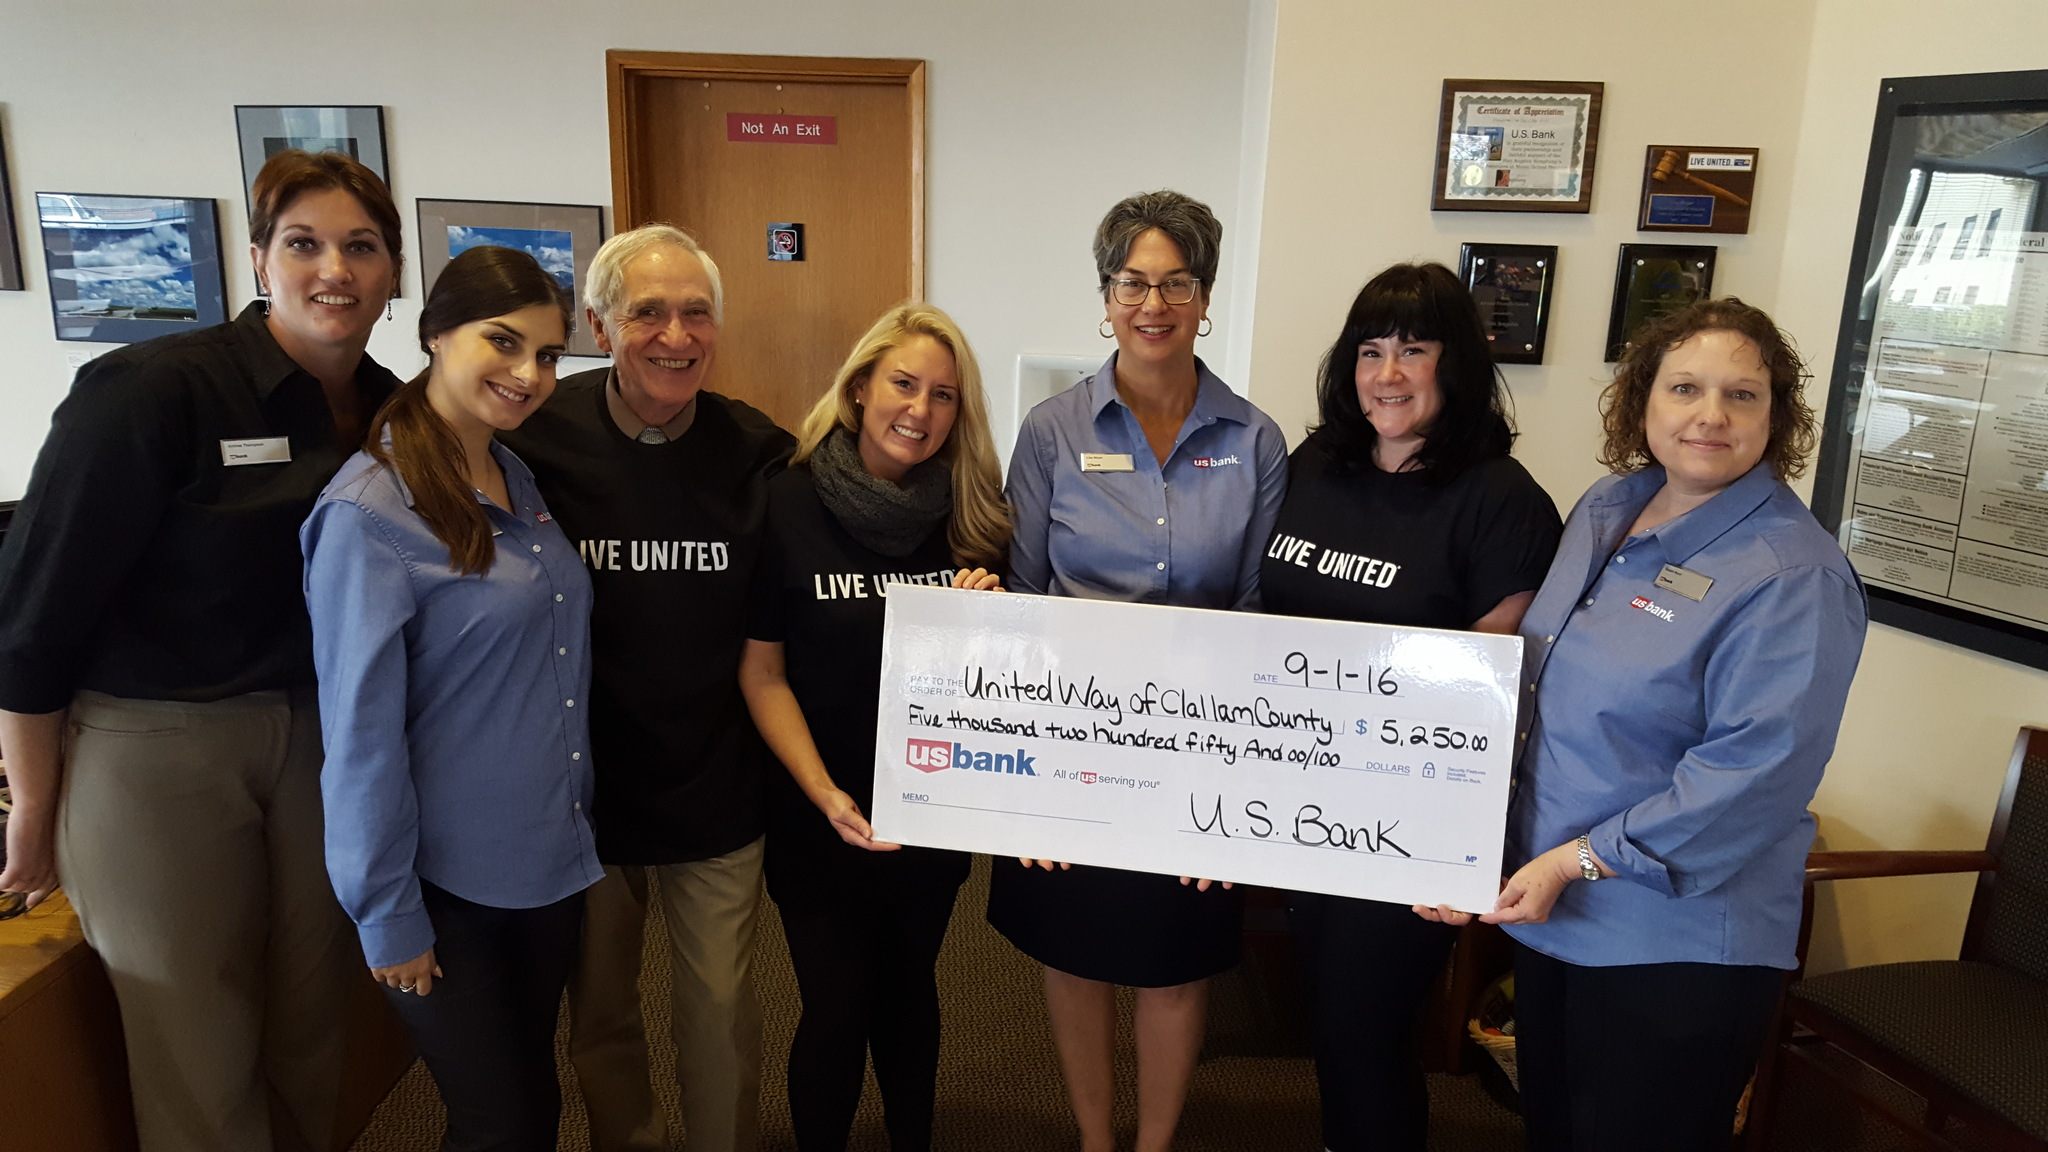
[303,245,601,1152]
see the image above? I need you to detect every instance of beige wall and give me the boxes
[1247,0,2048,973]
[1769,0,2048,974]
[0,0,1264,498]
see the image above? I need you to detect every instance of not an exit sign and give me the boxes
[726,113,837,144]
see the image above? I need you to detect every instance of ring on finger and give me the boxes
[399,983,416,992]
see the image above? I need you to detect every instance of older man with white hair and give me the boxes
[504,224,793,1152]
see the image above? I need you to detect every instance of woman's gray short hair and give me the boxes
[1092,191,1223,300]
[583,223,725,326]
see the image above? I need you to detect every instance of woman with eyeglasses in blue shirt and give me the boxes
[988,189,1289,1152]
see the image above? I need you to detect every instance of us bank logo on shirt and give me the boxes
[1190,454,1241,469]
[905,737,1038,776]
[1630,595,1677,622]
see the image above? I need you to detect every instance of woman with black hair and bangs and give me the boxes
[1258,261,1561,1152]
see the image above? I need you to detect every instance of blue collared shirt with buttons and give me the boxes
[1504,462,1867,970]
[301,441,604,969]
[1007,353,1288,608]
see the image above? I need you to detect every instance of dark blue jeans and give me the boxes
[383,881,585,1152]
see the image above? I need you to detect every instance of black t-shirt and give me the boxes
[1259,431,1562,630]
[501,369,794,864]
[0,302,399,711]
[748,465,970,904]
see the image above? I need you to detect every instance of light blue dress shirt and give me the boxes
[1007,354,1288,608]
[1504,463,1867,970]
[302,441,604,968]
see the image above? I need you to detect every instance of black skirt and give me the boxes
[985,859,1242,987]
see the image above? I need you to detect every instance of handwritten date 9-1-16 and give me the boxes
[1264,651,1401,695]
[1352,718,1491,753]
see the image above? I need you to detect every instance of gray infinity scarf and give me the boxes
[810,427,951,558]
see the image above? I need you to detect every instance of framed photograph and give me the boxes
[234,106,389,217]
[1604,244,1715,362]
[1810,68,2048,670]
[0,125,22,291]
[1432,80,1604,213]
[416,199,606,357]
[1458,243,1556,364]
[36,192,227,343]
[1637,145,1759,234]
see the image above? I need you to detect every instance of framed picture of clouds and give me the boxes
[416,198,606,357]
[36,192,227,343]
[234,106,389,217]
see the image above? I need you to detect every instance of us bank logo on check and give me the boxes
[905,738,1038,776]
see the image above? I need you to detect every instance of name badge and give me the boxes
[219,437,291,466]
[1655,563,1714,601]
[1080,453,1134,473]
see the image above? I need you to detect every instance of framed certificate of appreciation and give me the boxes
[1431,79,1604,213]
[1458,242,1556,364]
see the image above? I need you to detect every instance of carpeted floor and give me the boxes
[351,856,1528,1151]
[349,857,1961,1151]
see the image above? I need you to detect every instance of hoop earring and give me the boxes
[1198,318,1213,337]
[1099,319,1114,339]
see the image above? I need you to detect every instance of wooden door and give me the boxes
[607,51,924,432]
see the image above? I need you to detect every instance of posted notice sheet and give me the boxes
[1841,226,2048,630]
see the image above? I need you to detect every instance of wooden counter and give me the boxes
[0,893,138,1152]
[0,892,412,1152]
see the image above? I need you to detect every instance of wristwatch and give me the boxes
[1575,834,1602,881]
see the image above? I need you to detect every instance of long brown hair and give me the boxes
[367,246,571,574]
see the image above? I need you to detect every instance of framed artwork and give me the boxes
[233,105,389,217]
[1458,242,1557,364]
[1637,145,1759,234]
[415,198,606,357]
[0,124,21,291]
[36,192,227,343]
[1432,79,1604,213]
[1810,67,2048,671]
[1604,244,1715,362]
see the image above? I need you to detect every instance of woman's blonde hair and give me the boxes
[793,302,1011,568]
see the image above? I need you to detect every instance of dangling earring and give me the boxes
[1198,318,1213,337]
[258,280,270,317]
[1099,319,1114,339]
[386,298,395,322]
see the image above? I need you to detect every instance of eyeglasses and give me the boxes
[1108,277,1202,307]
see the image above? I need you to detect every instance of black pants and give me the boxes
[1289,892,1458,1152]
[1512,943,1783,1152]
[778,876,963,1151]
[383,881,585,1152]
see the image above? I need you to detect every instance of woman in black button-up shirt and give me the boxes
[0,150,404,1152]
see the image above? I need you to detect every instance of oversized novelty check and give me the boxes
[870,586,1523,913]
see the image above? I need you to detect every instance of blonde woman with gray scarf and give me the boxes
[739,302,1009,1150]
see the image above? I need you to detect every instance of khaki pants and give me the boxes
[56,689,357,1152]
[568,841,765,1152]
